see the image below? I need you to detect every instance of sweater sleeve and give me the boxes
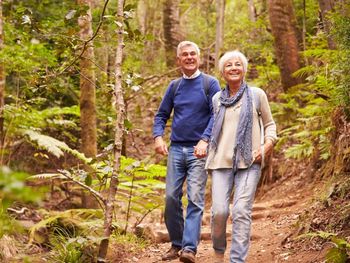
[200,78,221,141]
[259,89,277,143]
[152,81,175,138]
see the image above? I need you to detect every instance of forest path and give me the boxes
[129,172,319,263]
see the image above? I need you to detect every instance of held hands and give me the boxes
[154,137,168,155]
[252,140,274,163]
[194,139,209,158]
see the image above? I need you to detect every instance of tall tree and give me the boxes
[77,0,97,158]
[268,0,302,90]
[215,0,225,67]
[248,0,257,22]
[163,0,183,67]
[97,0,125,261]
[318,0,336,49]
[0,0,4,164]
[138,0,163,70]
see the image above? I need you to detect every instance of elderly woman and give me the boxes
[205,50,277,262]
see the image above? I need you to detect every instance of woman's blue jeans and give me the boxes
[211,164,261,262]
[164,145,207,253]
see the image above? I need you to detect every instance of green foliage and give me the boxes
[117,156,166,232]
[29,209,104,263]
[0,208,23,238]
[277,4,350,159]
[29,209,105,245]
[5,105,79,131]
[293,0,319,37]
[298,231,350,263]
[330,3,350,119]
[0,166,42,209]
[24,130,91,163]
[48,235,100,263]
[3,102,81,164]
[27,132,166,231]
[276,46,340,161]
[0,166,41,237]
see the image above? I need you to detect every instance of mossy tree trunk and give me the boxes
[318,0,337,49]
[163,0,183,68]
[78,0,97,158]
[0,0,4,165]
[248,0,257,22]
[215,0,225,68]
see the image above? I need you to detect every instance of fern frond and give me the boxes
[24,130,92,164]
[24,130,68,158]
[292,65,315,78]
[28,173,67,180]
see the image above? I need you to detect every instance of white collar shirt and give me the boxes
[183,69,201,79]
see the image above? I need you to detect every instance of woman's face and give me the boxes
[222,57,245,85]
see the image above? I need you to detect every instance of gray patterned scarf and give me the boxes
[210,82,253,174]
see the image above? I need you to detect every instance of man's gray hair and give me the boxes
[177,41,200,57]
[218,50,248,74]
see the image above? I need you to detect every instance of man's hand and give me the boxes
[154,136,168,155]
[194,139,209,158]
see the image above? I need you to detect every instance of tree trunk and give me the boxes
[215,0,225,68]
[78,0,97,158]
[248,0,257,22]
[163,0,183,67]
[0,0,4,165]
[268,0,302,91]
[318,0,336,49]
[97,0,125,261]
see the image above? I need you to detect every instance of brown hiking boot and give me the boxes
[179,250,196,263]
[161,246,181,261]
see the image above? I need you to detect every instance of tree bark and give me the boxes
[138,0,162,68]
[248,0,257,22]
[268,0,302,90]
[163,0,183,67]
[97,0,125,261]
[78,0,97,158]
[318,0,336,49]
[215,0,225,68]
[0,0,5,165]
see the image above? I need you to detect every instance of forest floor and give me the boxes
[122,170,328,263]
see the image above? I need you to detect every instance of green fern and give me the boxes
[27,173,67,180]
[29,209,105,244]
[24,130,92,164]
[298,231,350,263]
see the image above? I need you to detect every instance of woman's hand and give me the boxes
[194,139,209,158]
[253,140,274,163]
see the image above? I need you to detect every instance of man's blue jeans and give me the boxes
[164,145,207,253]
[211,164,261,263]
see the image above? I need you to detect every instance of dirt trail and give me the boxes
[130,172,319,263]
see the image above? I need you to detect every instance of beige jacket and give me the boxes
[205,87,277,170]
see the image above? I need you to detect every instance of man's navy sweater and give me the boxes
[153,73,221,146]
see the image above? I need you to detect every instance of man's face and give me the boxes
[177,45,200,76]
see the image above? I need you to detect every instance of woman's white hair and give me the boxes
[218,50,248,74]
[177,41,200,57]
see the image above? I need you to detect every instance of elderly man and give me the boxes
[153,41,220,263]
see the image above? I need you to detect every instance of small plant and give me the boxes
[48,234,100,263]
[298,231,350,263]
[0,166,43,209]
